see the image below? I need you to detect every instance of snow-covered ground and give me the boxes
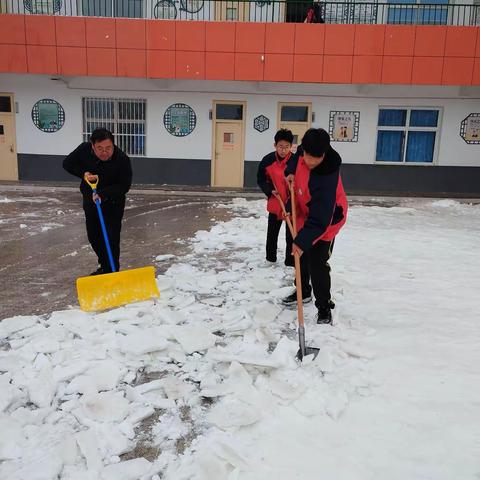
[1,198,479,480]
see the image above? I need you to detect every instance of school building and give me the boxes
[1,0,480,195]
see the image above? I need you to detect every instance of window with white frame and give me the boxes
[82,97,146,157]
[375,108,441,164]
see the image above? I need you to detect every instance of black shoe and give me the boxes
[90,267,105,276]
[282,291,312,306]
[284,256,295,267]
[316,306,332,324]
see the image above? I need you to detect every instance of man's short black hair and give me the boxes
[274,128,294,145]
[301,128,330,157]
[90,128,115,144]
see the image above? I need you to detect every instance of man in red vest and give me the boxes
[257,129,295,266]
[283,128,348,324]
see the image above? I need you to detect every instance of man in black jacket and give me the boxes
[63,128,132,275]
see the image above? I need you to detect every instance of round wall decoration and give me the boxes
[163,103,196,137]
[32,99,65,133]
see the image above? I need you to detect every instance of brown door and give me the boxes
[213,122,243,187]
[212,101,246,188]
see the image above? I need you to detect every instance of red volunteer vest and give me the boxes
[266,153,290,219]
[293,156,348,243]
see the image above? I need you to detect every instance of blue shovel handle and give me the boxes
[93,188,116,273]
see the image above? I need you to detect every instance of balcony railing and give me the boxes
[1,0,479,26]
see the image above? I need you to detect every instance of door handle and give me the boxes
[10,144,14,153]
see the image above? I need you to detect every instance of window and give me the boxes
[82,97,146,156]
[376,108,441,164]
[215,104,243,120]
[81,0,144,18]
[280,105,309,122]
[226,7,238,20]
[0,96,12,113]
[387,0,448,25]
[324,2,378,24]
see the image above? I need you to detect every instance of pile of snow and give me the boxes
[1,198,479,479]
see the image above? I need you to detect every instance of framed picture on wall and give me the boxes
[329,111,360,142]
[460,113,480,144]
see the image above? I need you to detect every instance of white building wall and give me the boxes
[1,74,480,168]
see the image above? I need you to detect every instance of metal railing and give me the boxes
[1,0,479,26]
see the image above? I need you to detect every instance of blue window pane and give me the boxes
[417,4,448,24]
[378,109,407,126]
[387,6,415,24]
[376,131,405,162]
[406,132,435,163]
[388,0,447,24]
[410,110,439,127]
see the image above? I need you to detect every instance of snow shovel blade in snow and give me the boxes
[296,325,320,361]
[77,175,160,312]
[76,266,160,312]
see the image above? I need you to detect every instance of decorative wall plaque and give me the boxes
[254,115,270,133]
[32,99,65,133]
[460,113,480,144]
[329,111,360,142]
[163,103,196,137]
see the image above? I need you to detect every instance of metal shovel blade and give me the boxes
[296,346,320,362]
[296,325,320,362]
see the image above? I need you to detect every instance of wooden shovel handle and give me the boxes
[272,192,294,237]
[271,181,294,237]
[271,180,305,328]
[289,182,305,328]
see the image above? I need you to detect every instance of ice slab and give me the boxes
[117,328,169,355]
[101,458,152,480]
[172,325,217,354]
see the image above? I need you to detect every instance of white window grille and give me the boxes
[82,97,146,157]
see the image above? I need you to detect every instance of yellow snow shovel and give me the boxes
[76,175,160,312]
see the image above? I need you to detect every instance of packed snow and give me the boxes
[1,197,479,480]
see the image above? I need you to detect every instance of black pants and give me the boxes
[266,213,293,264]
[299,239,335,308]
[83,198,125,272]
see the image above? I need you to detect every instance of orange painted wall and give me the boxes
[1,14,479,86]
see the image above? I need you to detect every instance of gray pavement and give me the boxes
[0,186,242,319]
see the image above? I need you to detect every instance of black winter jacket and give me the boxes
[63,142,132,203]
